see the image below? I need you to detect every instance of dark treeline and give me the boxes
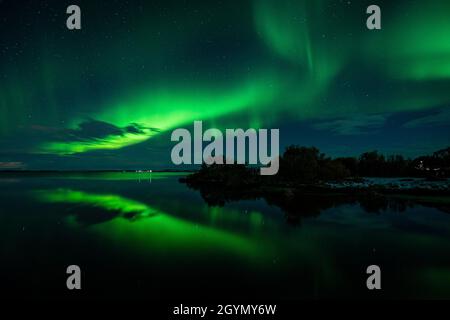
[180,146,450,224]
[279,145,450,182]
[181,146,450,224]
[185,146,450,187]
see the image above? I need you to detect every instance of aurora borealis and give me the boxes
[1,0,450,169]
[33,187,266,258]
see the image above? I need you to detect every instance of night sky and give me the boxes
[1,0,450,170]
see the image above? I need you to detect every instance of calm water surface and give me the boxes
[1,172,449,299]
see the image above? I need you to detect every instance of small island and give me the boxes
[181,146,450,224]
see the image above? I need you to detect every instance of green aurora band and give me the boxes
[1,0,449,157]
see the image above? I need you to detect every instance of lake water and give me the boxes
[1,172,449,299]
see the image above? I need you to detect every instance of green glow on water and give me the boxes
[52,171,188,181]
[25,173,450,298]
[34,188,266,260]
[422,268,450,295]
[35,188,156,218]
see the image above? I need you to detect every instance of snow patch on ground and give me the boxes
[326,178,450,191]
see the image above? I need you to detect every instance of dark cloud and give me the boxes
[125,123,162,135]
[403,108,450,128]
[313,114,387,135]
[54,119,159,142]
